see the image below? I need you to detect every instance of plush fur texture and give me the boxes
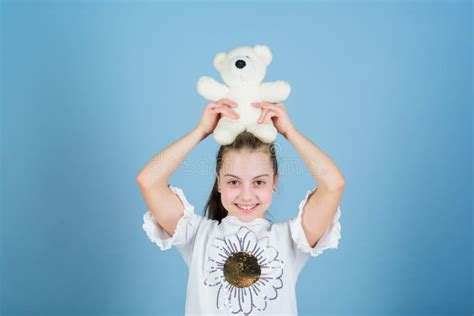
[197,45,291,145]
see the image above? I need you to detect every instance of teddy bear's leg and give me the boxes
[246,123,278,143]
[213,118,246,145]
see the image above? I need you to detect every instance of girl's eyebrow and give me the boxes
[223,174,270,179]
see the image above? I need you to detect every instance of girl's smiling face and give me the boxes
[217,149,278,222]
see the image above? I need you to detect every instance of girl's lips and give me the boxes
[234,203,259,214]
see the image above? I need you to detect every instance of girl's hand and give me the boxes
[196,98,240,137]
[251,102,295,137]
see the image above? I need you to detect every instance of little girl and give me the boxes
[137,98,345,315]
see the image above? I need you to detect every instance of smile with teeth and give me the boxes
[235,203,259,212]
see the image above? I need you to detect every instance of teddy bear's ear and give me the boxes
[213,52,227,72]
[254,45,273,66]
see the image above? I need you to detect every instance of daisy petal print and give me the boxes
[240,287,252,314]
[216,283,230,310]
[205,269,223,287]
[239,227,258,253]
[204,226,284,314]
[260,246,278,265]
[261,258,284,279]
[261,278,280,300]
[252,285,267,311]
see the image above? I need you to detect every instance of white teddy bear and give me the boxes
[197,44,291,145]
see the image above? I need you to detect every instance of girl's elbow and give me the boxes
[327,177,345,191]
[337,176,346,188]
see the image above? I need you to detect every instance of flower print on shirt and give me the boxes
[203,226,284,314]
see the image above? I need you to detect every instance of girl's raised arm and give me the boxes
[252,102,345,247]
[136,99,239,236]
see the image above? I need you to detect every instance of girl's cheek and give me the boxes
[221,190,238,202]
[223,187,239,195]
[256,186,272,195]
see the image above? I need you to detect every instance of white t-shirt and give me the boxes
[142,185,342,315]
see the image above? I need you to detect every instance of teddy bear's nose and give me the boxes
[235,60,246,69]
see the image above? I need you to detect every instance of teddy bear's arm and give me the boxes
[197,76,229,102]
[259,81,291,103]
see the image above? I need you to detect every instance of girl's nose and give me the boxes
[239,185,255,200]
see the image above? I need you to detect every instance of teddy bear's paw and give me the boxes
[213,127,238,145]
[273,81,291,101]
[213,119,246,145]
[197,76,214,88]
[213,133,236,145]
[247,123,277,143]
[197,77,215,96]
[197,76,229,102]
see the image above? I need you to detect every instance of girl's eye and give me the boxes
[227,180,266,186]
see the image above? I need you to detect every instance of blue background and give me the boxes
[1,0,472,315]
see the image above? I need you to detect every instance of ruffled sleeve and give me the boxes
[142,185,202,251]
[289,187,342,257]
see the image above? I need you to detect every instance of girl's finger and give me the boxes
[262,109,277,124]
[208,102,231,111]
[258,108,270,124]
[210,103,231,113]
[252,102,283,113]
[252,102,275,107]
[275,102,286,109]
[212,106,239,119]
[208,103,219,110]
[217,98,238,108]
